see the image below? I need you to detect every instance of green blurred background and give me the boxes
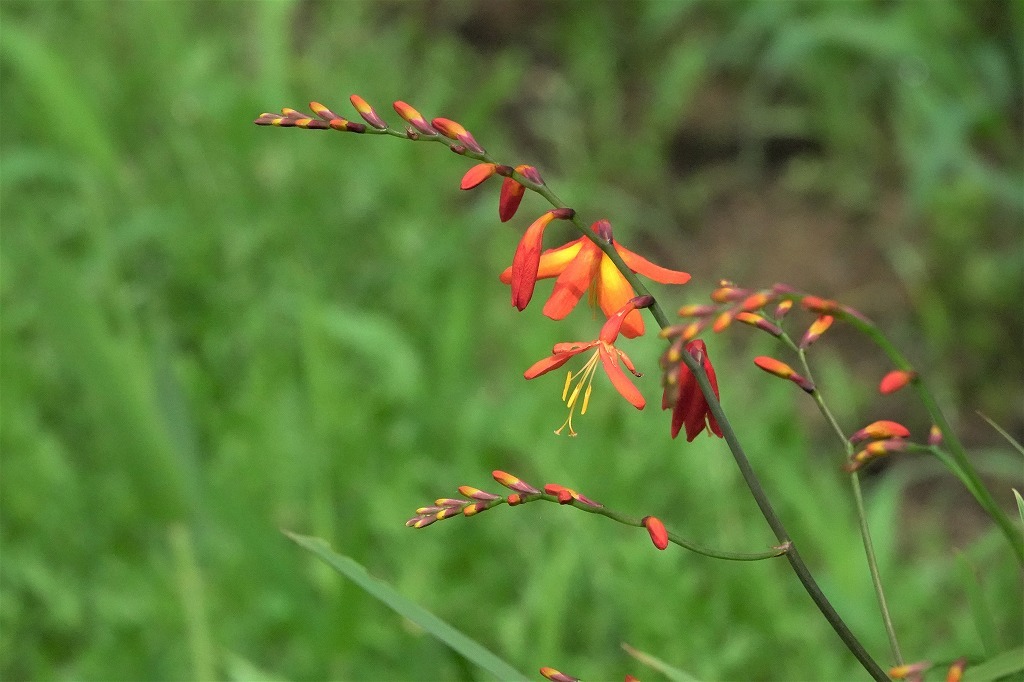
[2,1,1022,679]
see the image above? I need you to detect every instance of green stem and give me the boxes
[786,337,903,666]
[510,172,886,679]
[836,309,1023,567]
[530,494,789,561]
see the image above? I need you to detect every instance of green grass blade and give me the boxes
[963,645,1024,682]
[282,531,529,682]
[1015,490,1024,528]
[621,642,703,682]
[977,412,1024,457]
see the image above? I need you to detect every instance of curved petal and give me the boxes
[499,237,585,285]
[524,351,579,379]
[595,257,644,338]
[552,341,597,354]
[510,212,557,310]
[616,243,691,285]
[599,346,645,409]
[542,240,601,321]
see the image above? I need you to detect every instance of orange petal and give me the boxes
[510,212,558,311]
[542,240,602,321]
[524,348,588,379]
[596,257,643,337]
[600,346,645,409]
[617,243,691,284]
[461,163,496,190]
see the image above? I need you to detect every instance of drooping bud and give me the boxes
[879,369,916,394]
[349,95,388,129]
[540,667,579,682]
[799,315,834,349]
[736,312,783,337]
[492,470,541,495]
[928,425,943,446]
[406,515,437,529]
[592,219,613,241]
[642,516,669,550]
[393,101,435,135]
[753,356,815,393]
[849,420,911,444]
[498,166,531,222]
[461,163,497,190]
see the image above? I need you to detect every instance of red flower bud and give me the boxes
[642,516,669,550]
[879,369,916,394]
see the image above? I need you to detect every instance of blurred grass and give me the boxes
[1,1,1021,680]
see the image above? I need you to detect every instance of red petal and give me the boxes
[523,350,581,379]
[498,177,525,222]
[510,212,558,311]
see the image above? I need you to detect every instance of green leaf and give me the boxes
[977,412,1024,457]
[621,642,703,682]
[282,531,529,682]
[963,645,1024,682]
[1015,489,1024,529]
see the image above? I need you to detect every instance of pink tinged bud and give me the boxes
[711,285,749,303]
[406,515,437,528]
[642,516,669,550]
[492,470,541,495]
[430,117,485,153]
[879,369,916,394]
[799,315,834,349]
[677,304,718,317]
[889,661,932,681]
[520,165,544,185]
[928,425,943,446]
[631,295,655,309]
[753,356,815,393]
[349,94,387,129]
[309,101,342,122]
[946,657,966,682]
[592,218,613,241]
[457,486,502,501]
[712,309,735,332]
[462,501,494,517]
[774,299,794,319]
[434,498,468,508]
[845,438,908,472]
[740,292,773,312]
[436,506,463,520]
[801,295,841,315]
[540,667,579,682]
[849,420,911,444]
[736,312,782,337]
[461,163,497,190]
[392,101,435,135]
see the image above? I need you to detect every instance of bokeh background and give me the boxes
[3,1,1022,680]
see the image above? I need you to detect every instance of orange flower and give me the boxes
[524,298,649,436]
[500,219,690,338]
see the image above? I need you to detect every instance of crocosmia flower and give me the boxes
[662,339,723,441]
[501,219,690,338]
[524,298,649,436]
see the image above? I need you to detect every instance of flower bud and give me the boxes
[642,516,669,550]
[879,369,916,395]
[753,356,815,393]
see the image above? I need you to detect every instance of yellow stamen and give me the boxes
[554,350,601,436]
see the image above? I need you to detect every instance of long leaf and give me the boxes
[283,531,528,681]
[963,645,1024,682]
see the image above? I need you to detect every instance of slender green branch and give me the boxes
[784,335,903,666]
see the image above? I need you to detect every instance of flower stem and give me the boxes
[786,337,903,666]
[512,171,887,679]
